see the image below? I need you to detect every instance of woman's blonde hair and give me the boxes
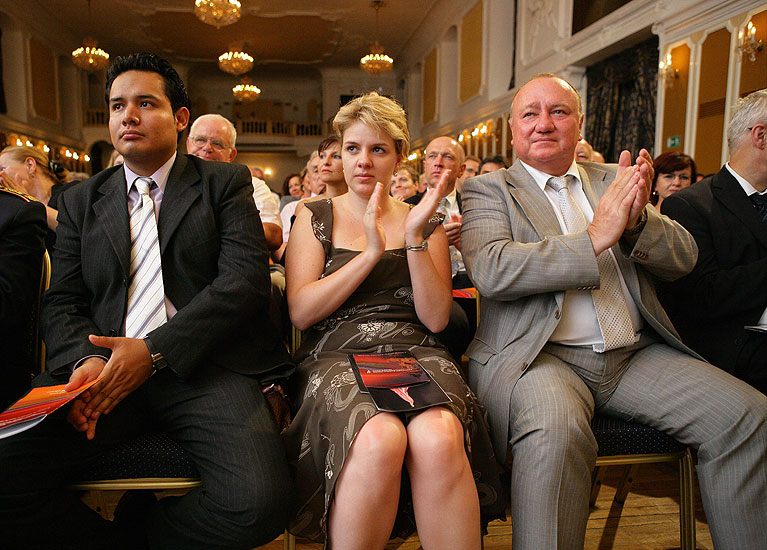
[332,92,410,161]
[0,145,59,181]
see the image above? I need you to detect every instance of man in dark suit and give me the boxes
[661,88,767,394]
[461,74,767,550]
[0,54,291,550]
[0,187,47,410]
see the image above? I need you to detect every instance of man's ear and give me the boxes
[175,107,190,133]
[228,147,238,162]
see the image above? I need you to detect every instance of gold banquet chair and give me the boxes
[590,414,696,550]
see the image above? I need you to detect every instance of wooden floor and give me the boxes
[85,461,713,549]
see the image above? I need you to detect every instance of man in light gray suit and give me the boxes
[461,74,767,550]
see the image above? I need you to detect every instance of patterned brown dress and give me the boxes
[283,199,504,545]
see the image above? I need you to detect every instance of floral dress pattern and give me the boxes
[283,199,504,545]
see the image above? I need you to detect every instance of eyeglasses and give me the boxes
[189,135,229,151]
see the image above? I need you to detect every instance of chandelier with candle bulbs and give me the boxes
[71,1,109,72]
[218,50,254,75]
[72,37,110,72]
[233,78,261,103]
[194,0,242,28]
[360,1,393,75]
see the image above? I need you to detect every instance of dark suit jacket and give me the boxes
[661,167,767,390]
[40,154,277,382]
[0,188,47,408]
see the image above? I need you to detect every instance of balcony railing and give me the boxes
[84,109,326,139]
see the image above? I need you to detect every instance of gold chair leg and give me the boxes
[679,449,696,550]
[283,530,296,550]
[614,464,639,504]
[89,489,110,519]
[589,465,605,507]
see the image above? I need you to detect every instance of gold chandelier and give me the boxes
[72,37,110,72]
[233,78,261,103]
[360,42,393,75]
[71,2,109,72]
[360,1,393,75]
[218,50,254,75]
[194,0,242,29]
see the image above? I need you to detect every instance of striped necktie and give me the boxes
[125,177,167,339]
[546,175,636,352]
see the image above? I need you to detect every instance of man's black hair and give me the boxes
[105,53,191,139]
[479,155,510,171]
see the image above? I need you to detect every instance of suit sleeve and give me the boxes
[662,192,767,318]
[0,199,46,319]
[147,164,270,378]
[461,174,600,301]
[618,204,698,281]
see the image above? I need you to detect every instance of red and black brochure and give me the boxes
[349,351,451,412]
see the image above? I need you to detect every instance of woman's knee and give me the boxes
[406,408,467,474]
[349,413,408,473]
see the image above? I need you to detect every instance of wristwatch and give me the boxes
[143,336,167,372]
[623,210,647,236]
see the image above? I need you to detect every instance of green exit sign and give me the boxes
[666,135,681,148]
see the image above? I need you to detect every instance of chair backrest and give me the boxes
[34,250,51,373]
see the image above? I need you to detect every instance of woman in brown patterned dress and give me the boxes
[284,92,502,549]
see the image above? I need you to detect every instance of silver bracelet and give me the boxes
[406,240,428,251]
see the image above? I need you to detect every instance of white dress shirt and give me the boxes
[519,160,643,349]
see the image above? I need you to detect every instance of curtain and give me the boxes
[585,36,658,162]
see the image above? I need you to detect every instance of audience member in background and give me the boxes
[107,149,124,167]
[390,163,419,201]
[650,151,696,210]
[279,172,302,210]
[660,88,767,395]
[0,146,75,249]
[407,136,468,285]
[283,91,503,549]
[187,113,282,250]
[294,135,348,218]
[456,155,481,192]
[282,172,302,198]
[0,186,46,410]
[300,166,312,198]
[406,136,473,359]
[478,155,509,174]
[592,150,606,163]
[417,172,428,194]
[461,73,767,550]
[277,152,321,260]
[574,138,594,161]
[0,52,292,550]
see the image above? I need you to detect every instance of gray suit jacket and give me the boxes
[461,160,700,453]
[40,154,278,381]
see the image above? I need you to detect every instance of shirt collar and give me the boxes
[123,152,177,194]
[725,162,765,196]
[444,188,458,207]
[519,159,582,192]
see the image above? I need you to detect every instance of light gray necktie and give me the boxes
[546,175,635,352]
[125,177,167,339]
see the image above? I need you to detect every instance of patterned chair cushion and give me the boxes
[77,432,199,480]
[592,414,686,456]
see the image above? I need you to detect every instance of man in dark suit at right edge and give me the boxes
[661,88,767,394]
[0,54,291,550]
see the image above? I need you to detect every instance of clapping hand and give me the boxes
[0,170,29,195]
[404,169,451,245]
[363,181,386,256]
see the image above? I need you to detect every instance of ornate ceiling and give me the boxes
[7,0,441,77]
